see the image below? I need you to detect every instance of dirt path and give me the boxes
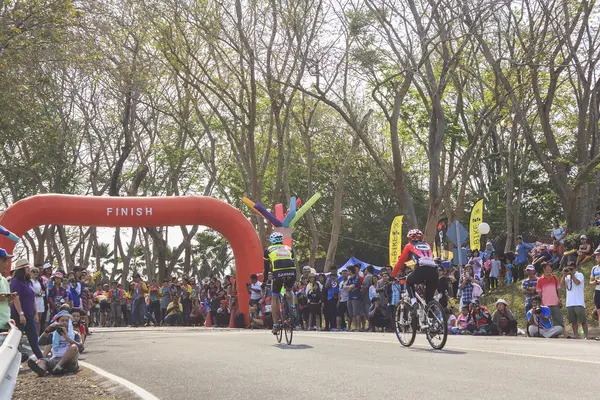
[13,365,139,400]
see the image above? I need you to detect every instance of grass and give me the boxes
[450,261,599,334]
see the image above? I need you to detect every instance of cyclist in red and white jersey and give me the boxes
[391,229,438,306]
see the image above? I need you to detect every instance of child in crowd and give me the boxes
[70,308,87,344]
[505,261,513,285]
[446,308,457,332]
[490,252,501,290]
[451,305,469,334]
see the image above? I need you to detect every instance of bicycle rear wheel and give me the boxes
[424,300,447,350]
[394,302,416,347]
[284,321,293,345]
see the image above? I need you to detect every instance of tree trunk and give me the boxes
[324,135,360,271]
[504,120,517,252]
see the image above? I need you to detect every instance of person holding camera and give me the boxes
[28,310,83,376]
[527,295,563,338]
[561,260,588,338]
[368,297,386,332]
[164,295,183,326]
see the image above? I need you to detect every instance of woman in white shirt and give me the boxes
[551,220,566,254]
[30,267,45,334]
[369,275,379,301]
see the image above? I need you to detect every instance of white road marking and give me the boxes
[80,361,161,400]
[90,328,600,366]
[299,332,600,365]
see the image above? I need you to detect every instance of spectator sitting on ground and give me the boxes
[532,245,552,273]
[549,249,561,270]
[188,299,205,326]
[165,296,183,326]
[368,297,386,332]
[577,235,593,266]
[70,308,86,344]
[492,299,517,336]
[562,261,588,339]
[446,308,456,332]
[216,300,230,327]
[28,310,83,376]
[248,304,264,329]
[527,295,563,338]
[451,305,470,335]
[466,300,493,335]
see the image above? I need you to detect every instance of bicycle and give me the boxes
[274,293,293,345]
[394,282,448,350]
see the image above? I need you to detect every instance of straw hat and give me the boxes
[12,259,30,271]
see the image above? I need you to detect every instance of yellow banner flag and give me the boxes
[469,199,484,251]
[389,216,403,266]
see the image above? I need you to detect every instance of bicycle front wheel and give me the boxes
[276,325,283,343]
[424,300,447,350]
[394,302,416,347]
[284,321,293,345]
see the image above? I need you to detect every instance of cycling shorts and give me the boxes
[272,269,296,294]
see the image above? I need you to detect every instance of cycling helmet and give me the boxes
[407,229,424,241]
[269,232,284,245]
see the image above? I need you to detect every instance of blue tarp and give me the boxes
[337,256,382,274]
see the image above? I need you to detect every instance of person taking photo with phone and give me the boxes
[28,310,83,376]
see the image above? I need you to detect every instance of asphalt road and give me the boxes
[82,328,600,400]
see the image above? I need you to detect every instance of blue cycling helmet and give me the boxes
[269,232,284,245]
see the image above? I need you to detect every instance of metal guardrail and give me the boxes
[0,322,23,399]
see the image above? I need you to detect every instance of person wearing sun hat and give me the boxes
[492,298,517,335]
[28,309,83,376]
[10,258,45,359]
[0,247,14,331]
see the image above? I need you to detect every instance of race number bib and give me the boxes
[275,247,292,258]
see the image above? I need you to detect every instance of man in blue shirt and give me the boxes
[345,265,363,331]
[521,265,538,313]
[515,236,533,281]
[527,295,563,338]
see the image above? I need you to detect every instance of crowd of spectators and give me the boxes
[0,251,84,377]
[245,221,600,340]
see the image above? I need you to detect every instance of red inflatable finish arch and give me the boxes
[0,194,263,322]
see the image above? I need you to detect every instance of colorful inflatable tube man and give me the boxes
[242,193,321,247]
[0,225,20,243]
